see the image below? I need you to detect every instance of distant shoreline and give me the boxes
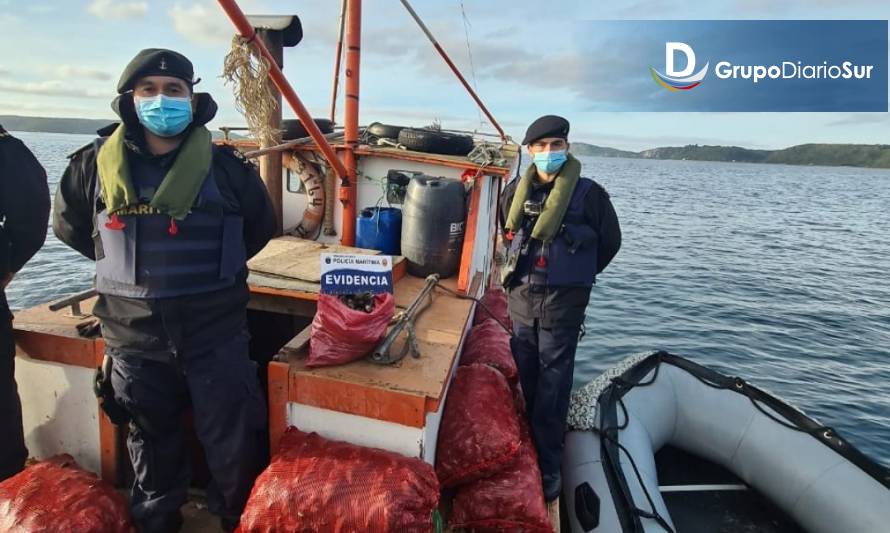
[568,142,890,170]
[1,115,113,135]
[4,114,889,170]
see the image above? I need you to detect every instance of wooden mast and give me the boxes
[256,28,284,235]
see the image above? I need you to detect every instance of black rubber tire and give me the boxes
[397,128,475,156]
[281,118,334,140]
[366,122,405,139]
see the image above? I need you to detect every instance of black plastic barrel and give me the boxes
[401,175,466,278]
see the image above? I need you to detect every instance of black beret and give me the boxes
[117,48,197,94]
[522,115,570,145]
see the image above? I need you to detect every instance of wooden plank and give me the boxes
[248,237,407,298]
[549,499,561,532]
[277,324,312,362]
[289,372,428,428]
[94,339,124,485]
[458,173,484,292]
[248,275,324,296]
[248,236,394,282]
[267,361,290,456]
[15,330,97,368]
[14,297,98,338]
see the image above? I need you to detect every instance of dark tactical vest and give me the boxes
[92,140,246,298]
[508,178,598,288]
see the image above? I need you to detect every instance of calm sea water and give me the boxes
[7,131,890,467]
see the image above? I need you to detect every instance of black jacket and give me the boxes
[0,126,50,276]
[0,126,50,317]
[52,93,276,354]
[499,172,621,328]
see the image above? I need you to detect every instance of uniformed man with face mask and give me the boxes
[500,115,622,502]
[53,49,277,532]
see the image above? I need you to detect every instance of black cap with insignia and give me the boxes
[117,48,198,94]
[522,115,570,145]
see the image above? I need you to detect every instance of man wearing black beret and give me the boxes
[500,115,622,501]
[53,48,277,532]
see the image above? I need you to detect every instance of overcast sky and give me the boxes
[0,0,888,150]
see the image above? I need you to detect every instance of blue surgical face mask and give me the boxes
[134,94,193,137]
[533,150,568,174]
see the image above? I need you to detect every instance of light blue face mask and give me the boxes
[134,94,193,137]
[533,150,568,174]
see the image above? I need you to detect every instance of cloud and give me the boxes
[53,65,113,81]
[169,2,232,46]
[87,0,147,21]
[825,113,890,128]
[28,4,54,14]
[168,1,264,47]
[0,80,108,99]
[0,68,9,77]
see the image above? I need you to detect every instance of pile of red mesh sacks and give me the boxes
[436,312,552,532]
[238,428,440,533]
[0,455,136,533]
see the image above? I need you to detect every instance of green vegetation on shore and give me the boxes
[574,142,890,169]
[1,115,113,135]
[1,115,239,140]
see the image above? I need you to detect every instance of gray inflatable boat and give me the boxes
[563,352,890,533]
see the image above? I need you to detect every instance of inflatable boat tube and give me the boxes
[564,352,890,533]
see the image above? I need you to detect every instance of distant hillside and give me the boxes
[765,144,890,168]
[572,142,639,159]
[639,145,771,163]
[1,115,115,135]
[576,142,890,169]
[0,115,241,140]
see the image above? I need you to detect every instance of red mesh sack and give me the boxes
[308,293,395,368]
[0,455,136,533]
[461,319,517,383]
[449,440,552,533]
[237,428,439,533]
[473,288,511,328]
[436,364,521,488]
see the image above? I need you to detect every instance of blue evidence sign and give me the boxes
[580,20,889,112]
[320,253,393,295]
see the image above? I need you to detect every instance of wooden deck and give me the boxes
[261,272,475,456]
[282,274,471,403]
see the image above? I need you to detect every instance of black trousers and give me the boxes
[0,291,26,481]
[510,319,580,482]
[110,328,266,533]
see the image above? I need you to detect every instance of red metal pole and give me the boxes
[216,0,348,179]
[329,0,347,123]
[399,0,506,141]
[340,0,361,246]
